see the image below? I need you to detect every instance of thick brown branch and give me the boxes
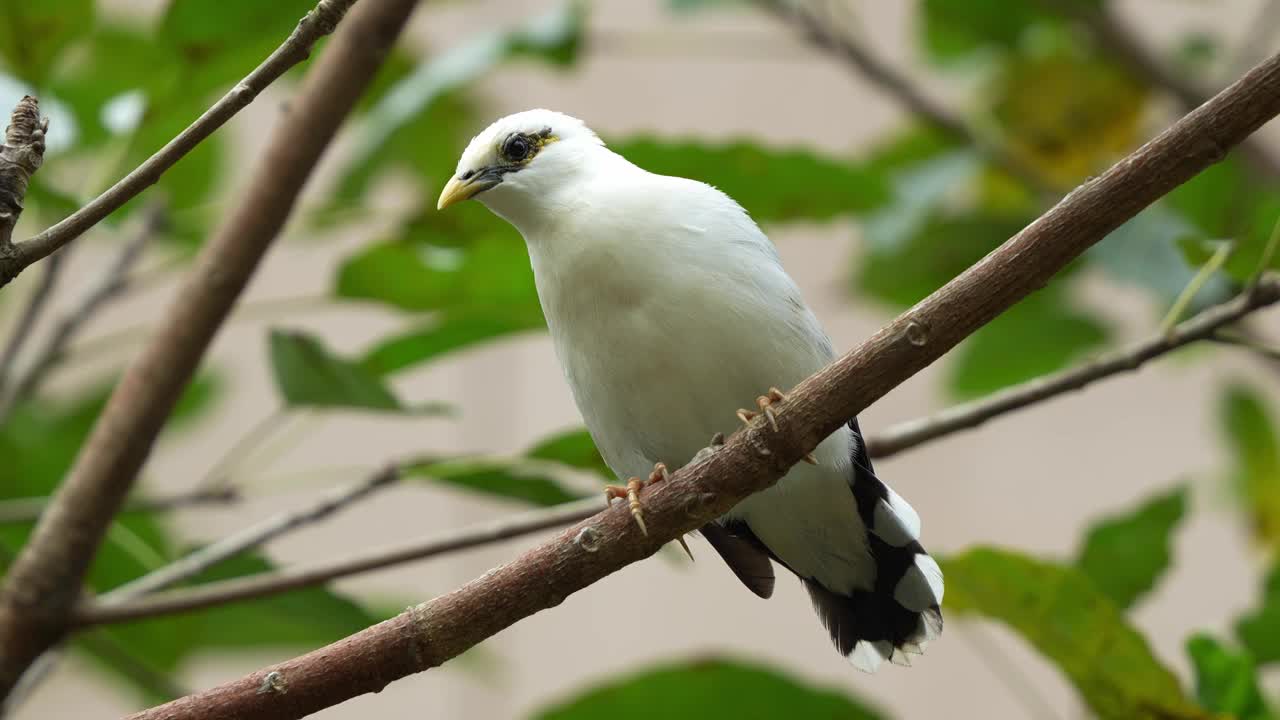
[0,96,46,280]
[0,1,354,288]
[124,52,1280,720]
[865,280,1280,458]
[1039,0,1280,178]
[0,0,417,700]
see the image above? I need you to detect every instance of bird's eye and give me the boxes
[503,135,533,162]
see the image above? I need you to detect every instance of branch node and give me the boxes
[573,526,603,552]
[904,319,930,347]
[255,671,287,695]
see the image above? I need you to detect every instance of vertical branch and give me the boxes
[0,0,422,699]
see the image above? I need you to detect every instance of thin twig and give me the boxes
[866,279,1280,458]
[75,497,605,627]
[1039,0,1280,178]
[66,281,1280,625]
[108,50,1280,720]
[0,203,163,425]
[0,486,238,526]
[1209,329,1280,361]
[0,0,415,699]
[759,0,1058,196]
[101,466,400,602]
[0,248,66,398]
[0,0,357,288]
[1159,240,1234,335]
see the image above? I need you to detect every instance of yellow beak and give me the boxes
[437,174,484,210]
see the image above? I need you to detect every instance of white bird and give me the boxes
[437,109,942,671]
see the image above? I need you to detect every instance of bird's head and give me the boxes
[436,109,605,223]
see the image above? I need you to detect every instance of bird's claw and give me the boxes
[604,462,694,560]
[736,388,818,465]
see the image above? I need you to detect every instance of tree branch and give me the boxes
[100,466,401,602]
[65,278,1280,629]
[865,279,1280,458]
[0,0,355,288]
[74,497,605,627]
[122,50,1280,720]
[1039,0,1280,178]
[0,487,238,526]
[0,0,419,700]
[0,248,66,397]
[760,0,1058,195]
[0,97,46,255]
[0,202,163,425]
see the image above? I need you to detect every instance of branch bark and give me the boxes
[0,0,355,288]
[123,50,1280,720]
[0,0,419,699]
[865,279,1280,458]
[0,96,47,282]
[66,279,1280,629]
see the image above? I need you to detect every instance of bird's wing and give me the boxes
[699,520,776,599]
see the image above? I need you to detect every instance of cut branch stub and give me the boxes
[0,96,47,258]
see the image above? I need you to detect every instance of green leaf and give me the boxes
[1170,157,1280,282]
[1219,384,1280,547]
[611,138,889,223]
[1075,486,1187,610]
[360,311,543,377]
[1186,635,1272,720]
[943,547,1204,720]
[533,658,885,720]
[856,210,1027,306]
[949,287,1108,399]
[1091,204,1232,308]
[919,0,1054,63]
[1236,563,1280,666]
[337,2,584,204]
[526,428,612,480]
[0,0,94,84]
[406,458,585,507]
[268,329,405,412]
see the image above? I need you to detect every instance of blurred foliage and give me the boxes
[533,658,886,720]
[1187,635,1273,720]
[1076,486,1187,611]
[3,0,1280,714]
[1220,385,1280,548]
[943,548,1204,720]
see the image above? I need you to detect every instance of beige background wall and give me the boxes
[13,0,1280,717]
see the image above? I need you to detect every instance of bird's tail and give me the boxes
[803,539,943,672]
[809,419,944,672]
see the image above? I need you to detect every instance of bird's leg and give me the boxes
[736,387,818,465]
[603,462,695,560]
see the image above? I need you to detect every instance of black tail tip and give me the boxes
[804,572,944,672]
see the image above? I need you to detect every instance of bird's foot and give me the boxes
[736,387,817,465]
[604,463,694,559]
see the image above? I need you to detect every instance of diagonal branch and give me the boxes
[124,50,1280,720]
[1038,0,1280,178]
[0,0,420,700]
[69,279,1280,629]
[0,202,164,425]
[0,0,355,288]
[101,466,401,601]
[74,497,605,627]
[865,279,1280,458]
